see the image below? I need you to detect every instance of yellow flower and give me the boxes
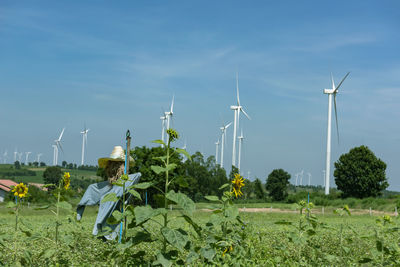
[166,128,179,141]
[231,173,245,198]
[63,172,71,190]
[222,245,233,256]
[12,183,28,198]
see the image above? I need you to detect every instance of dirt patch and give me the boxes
[201,207,397,216]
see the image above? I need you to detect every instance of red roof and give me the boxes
[0,179,18,192]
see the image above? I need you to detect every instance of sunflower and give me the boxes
[166,128,179,141]
[12,183,28,198]
[63,172,71,190]
[231,173,245,198]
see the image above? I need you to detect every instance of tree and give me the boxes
[33,161,39,167]
[334,145,388,198]
[43,166,62,186]
[253,178,265,199]
[40,162,46,167]
[265,169,291,201]
[14,161,21,169]
[62,161,67,168]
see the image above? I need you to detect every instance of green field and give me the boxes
[0,203,399,266]
[0,164,99,184]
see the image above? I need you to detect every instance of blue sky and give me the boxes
[1,1,400,190]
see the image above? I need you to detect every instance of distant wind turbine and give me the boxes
[18,152,23,162]
[80,124,90,165]
[25,152,31,165]
[3,150,7,163]
[215,139,220,164]
[323,72,350,195]
[308,172,312,186]
[14,149,17,162]
[295,173,299,186]
[165,96,174,130]
[300,170,304,186]
[37,153,43,163]
[53,128,65,166]
[160,111,167,146]
[220,121,232,170]
[231,73,250,168]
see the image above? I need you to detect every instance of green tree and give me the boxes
[62,161,67,168]
[14,161,21,169]
[254,178,265,199]
[32,161,39,167]
[266,169,291,201]
[334,145,388,198]
[40,162,46,167]
[43,166,62,186]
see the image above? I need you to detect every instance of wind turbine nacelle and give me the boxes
[323,89,335,94]
[230,105,238,110]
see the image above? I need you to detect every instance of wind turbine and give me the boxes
[220,122,232,170]
[80,124,90,165]
[25,152,31,165]
[14,149,17,162]
[3,150,7,163]
[230,73,251,168]
[215,139,220,164]
[237,129,244,173]
[37,153,42,163]
[295,173,299,186]
[165,96,174,131]
[54,128,65,166]
[308,172,312,186]
[323,72,350,195]
[299,170,304,186]
[160,112,167,145]
[18,152,23,162]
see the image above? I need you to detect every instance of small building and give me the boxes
[0,179,18,202]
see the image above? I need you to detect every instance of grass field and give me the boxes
[0,202,399,266]
[0,164,100,184]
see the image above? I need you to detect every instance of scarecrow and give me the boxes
[76,145,141,240]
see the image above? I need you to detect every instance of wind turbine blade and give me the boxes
[335,72,350,92]
[240,107,251,120]
[236,72,240,106]
[58,142,64,153]
[59,128,65,140]
[331,72,335,89]
[170,95,174,113]
[334,94,340,144]
[226,122,232,129]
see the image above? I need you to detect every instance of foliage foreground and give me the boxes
[0,205,400,266]
[1,131,399,266]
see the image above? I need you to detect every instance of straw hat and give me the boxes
[98,146,134,169]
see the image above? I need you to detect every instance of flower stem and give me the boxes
[56,183,61,244]
[163,139,171,253]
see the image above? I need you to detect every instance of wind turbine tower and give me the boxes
[3,150,7,163]
[14,149,17,162]
[308,173,312,186]
[230,73,250,169]
[323,72,349,195]
[237,129,244,173]
[37,153,43,163]
[25,152,32,165]
[220,122,232,170]
[215,139,220,164]
[18,152,23,162]
[160,112,167,145]
[80,125,90,165]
